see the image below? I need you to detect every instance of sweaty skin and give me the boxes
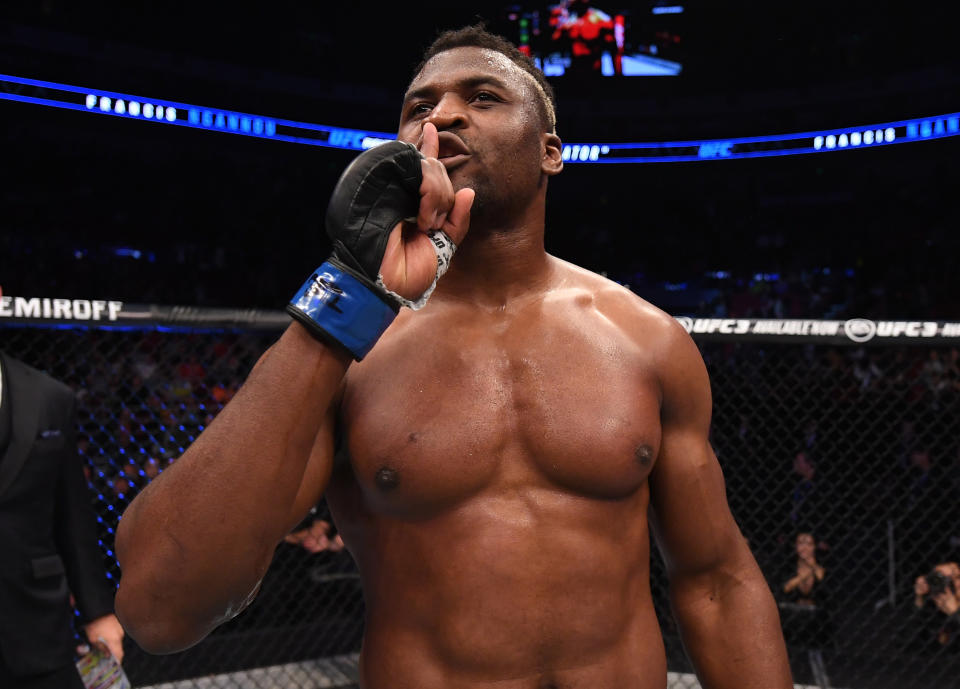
[328,47,790,688]
[331,263,669,687]
[114,45,791,689]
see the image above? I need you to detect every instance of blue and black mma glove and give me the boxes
[287,141,433,360]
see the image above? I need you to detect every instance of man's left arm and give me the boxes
[648,320,792,689]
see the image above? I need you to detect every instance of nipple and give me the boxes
[375,466,400,491]
[634,445,654,467]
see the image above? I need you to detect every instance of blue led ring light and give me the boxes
[1,73,958,163]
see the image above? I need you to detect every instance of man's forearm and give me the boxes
[115,323,349,652]
[671,565,793,689]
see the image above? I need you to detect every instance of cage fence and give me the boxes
[3,305,959,689]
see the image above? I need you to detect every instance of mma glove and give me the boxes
[287,141,456,360]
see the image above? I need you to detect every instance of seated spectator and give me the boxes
[285,518,344,554]
[914,561,960,646]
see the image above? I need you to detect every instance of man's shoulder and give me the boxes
[1,353,75,402]
[549,258,684,343]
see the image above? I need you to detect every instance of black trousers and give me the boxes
[0,660,85,689]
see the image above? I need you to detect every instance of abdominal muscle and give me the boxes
[345,487,668,689]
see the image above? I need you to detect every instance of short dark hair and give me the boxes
[411,24,557,133]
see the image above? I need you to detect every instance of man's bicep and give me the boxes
[649,434,743,577]
[649,325,744,576]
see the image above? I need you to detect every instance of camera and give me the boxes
[925,571,954,597]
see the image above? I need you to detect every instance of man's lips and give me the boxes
[436,131,470,159]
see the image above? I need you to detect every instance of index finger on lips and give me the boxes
[419,122,440,159]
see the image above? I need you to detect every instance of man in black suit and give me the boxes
[0,349,124,689]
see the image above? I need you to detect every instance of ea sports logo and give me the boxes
[844,318,877,343]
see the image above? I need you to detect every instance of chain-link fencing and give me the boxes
[2,306,959,689]
[659,320,960,689]
[1,307,364,689]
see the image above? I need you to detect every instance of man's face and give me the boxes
[398,47,554,224]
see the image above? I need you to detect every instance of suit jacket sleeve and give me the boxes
[53,394,116,624]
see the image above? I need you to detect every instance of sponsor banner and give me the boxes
[0,296,290,330]
[675,317,960,343]
[2,298,958,342]
[0,296,123,321]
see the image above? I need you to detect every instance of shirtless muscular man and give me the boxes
[116,26,792,689]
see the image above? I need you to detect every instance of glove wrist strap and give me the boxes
[287,261,397,360]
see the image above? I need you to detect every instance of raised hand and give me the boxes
[288,125,475,359]
[379,122,474,301]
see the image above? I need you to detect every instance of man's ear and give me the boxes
[541,133,563,176]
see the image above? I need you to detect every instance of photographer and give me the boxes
[914,561,960,646]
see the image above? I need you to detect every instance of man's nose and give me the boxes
[425,95,466,130]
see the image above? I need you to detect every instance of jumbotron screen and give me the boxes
[499,0,685,77]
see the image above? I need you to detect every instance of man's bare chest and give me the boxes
[336,309,662,517]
